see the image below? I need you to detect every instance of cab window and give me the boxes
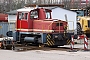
[46,12,50,19]
[30,11,38,19]
[18,12,28,20]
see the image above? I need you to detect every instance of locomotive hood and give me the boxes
[44,19,66,22]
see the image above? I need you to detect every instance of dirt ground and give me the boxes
[0,49,90,60]
[0,39,90,60]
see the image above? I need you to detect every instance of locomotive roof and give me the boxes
[17,7,52,12]
[17,7,35,12]
[7,6,76,14]
[7,7,52,14]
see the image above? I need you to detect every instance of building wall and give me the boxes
[0,22,15,36]
[0,22,8,36]
[51,7,77,34]
[8,15,17,23]
[0,13,8,22]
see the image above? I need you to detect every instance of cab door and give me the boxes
[16,12,28,31]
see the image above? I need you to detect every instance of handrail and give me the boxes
[59,21,60,33]
[67,21,74,31]
[19,20,21,42]
[48,22,53,33]
[42,21,44,33]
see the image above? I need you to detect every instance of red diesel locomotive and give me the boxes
[11,7,73,47]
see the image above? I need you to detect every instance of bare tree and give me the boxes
[0,0,90,13]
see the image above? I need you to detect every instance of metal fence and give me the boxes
[0,22,15,36]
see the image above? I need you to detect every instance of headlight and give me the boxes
[55,36,58,38]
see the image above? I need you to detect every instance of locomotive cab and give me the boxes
[16,8,52,31]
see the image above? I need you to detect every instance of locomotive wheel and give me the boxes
[1,44,4,49]
[77,23,82,35]
[86,33,90,38]
[50,45,58,48]
[1,44,6,49]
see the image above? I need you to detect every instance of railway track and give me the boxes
[0,43,84,52]
[12,45,81,52]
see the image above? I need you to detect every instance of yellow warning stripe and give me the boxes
[47,36,51,40]
[47,34,51,38]
[46,34,55,46]
[47,39,52,46]
[46,35,51,46]
[50,40,54,45]
[52,40,55,43]
[67,40,71,45]
[47,39,55,46]
[47,39,54,46]
[48,34,51,38]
